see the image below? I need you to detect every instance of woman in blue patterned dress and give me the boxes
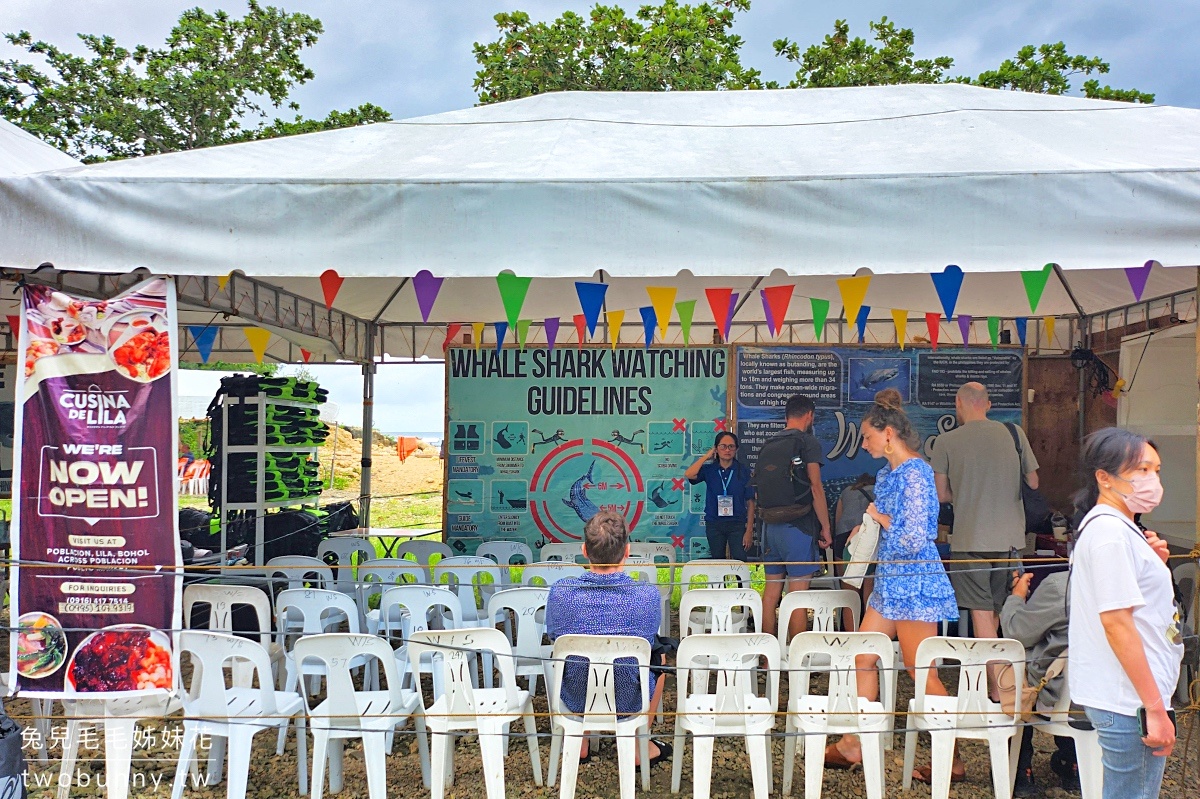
[825,388,961,777]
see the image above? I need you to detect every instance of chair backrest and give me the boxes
[679,587,763,637]
[265,556,334,592]
[628,542,677,566]
[294,633,404,728]
[622,563,668,599]
[183,583,274,648]
[912,636,1025,724]
[521,561,588,587]
[788,631,894,716]
[409,627,520,717]
[680,559,752,591]
[676,633,780,716]
[276,588,361,637]
[378,585,465,639]
[179,630,278,718]
[477,540,534,567]
[548,634,650,727]
[357,558,430,609]
[487,586,550,660]
[537,542,585,564]
[777,589,861,652]
[395,539,455,568]
[317,537,377,592]
[434,556,504,613]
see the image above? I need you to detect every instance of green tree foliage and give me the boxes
[773,17,955,88]
[974,42,1153,103]
[0,1,391,161]
[472,0,765,103]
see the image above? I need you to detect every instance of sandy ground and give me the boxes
[318,425,443,501]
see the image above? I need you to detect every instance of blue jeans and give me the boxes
[1083,706,1168,799]
[705,518,748,561]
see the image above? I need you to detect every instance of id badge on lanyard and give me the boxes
[717,468,735,517]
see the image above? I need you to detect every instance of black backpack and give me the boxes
[754,429,815,524]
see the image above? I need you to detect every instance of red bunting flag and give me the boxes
[573,313,587,347]
[925,313,940,351]
[441,323,463,351]
[319,269,344,310]
[761,285,793,337]
[300,349,312,363]
[705,288,733,343]
[6,315,19,334]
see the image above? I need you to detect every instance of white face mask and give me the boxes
[1112,472,1164,515]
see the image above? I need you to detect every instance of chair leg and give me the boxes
[988,734,1013,799]
[523,709,543,786]
[782,716,797,796]
[430,731,450,799]
[477,721,508,799]
[328,738,345,794]
[638,733,650,792]
[1075,732,1103,799]
[413,712,432,790]
[310,732,328,799]
[670,724,686,793]
[1008,729,1023,797]
[928,731,957,799]
[56,717,81,799]
[902,728,918,791]
[860,729,884,799]
[616,732,639,799]
[224,731,254,799]
[103,717,138,799]
[294,716,308,797]
[690,730,716,799]
[207,733,226,785]
[746,732,771,799]
[33,698,51,764]
[170,726,198,799]
[558,733,583,799]
[361,733,389,799]
[547,726,562,788]
[803,733,826,799]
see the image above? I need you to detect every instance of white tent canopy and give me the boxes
[0,84,1198,362]
[0,118,78,177]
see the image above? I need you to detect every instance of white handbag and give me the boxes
[842,512,881,589]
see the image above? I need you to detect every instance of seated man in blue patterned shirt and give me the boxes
[545,511,671,766]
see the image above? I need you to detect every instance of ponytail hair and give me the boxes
[861,388,920,451]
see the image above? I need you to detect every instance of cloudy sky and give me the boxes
[6,0,1197,432]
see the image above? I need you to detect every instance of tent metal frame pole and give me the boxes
[360,350,376,527]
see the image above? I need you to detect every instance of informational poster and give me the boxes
[735,346,1024,506]
[11,278,180,694]
[446,346,728,552]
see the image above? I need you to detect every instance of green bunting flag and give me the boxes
[496,273,532,330]
[516,319,532,350]
[810,298,830,341]
[987,316,1000,349]
[675,299,696,345]
[1021,263,1054,314]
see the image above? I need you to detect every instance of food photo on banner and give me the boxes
[445,346,727,552]
[735,345,1024,507]
[9,278,181,695]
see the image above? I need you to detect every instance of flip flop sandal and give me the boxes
[822,743,862,771]
[647,740,673,768]
[912,765,966,784]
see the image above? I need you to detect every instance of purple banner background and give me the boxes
[11,279,180,694]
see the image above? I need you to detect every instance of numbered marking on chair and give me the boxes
[744,635,773,648]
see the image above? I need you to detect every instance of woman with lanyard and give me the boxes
[1069,427,1181,799]
[685,431,756,561]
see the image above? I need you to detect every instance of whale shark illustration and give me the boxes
[562,460,600,523]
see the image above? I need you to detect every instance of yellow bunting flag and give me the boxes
[606,309,625,349]
[244,327,271,363]
[218,273,233,291]
[645,286,676,338]
[516,319,532,350]
[1044,316,1056,345]
[836,275,871,326]
[891,309,908,350]
[472,322,485,352]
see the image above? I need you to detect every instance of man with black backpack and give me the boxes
[754,394,832,636]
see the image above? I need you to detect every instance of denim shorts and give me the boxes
[1082,706,1169,799]
[762,519,820,579]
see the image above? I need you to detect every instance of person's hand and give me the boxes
[1143,706,1176,756]
[1143,529,1170,565]
[1011,571,1033,600]
[865,502,890,528]
[742,528,754,551]
[819,525,832,549]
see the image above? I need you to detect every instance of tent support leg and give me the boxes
[360,359,376,526]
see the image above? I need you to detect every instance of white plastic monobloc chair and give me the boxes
[317,536,376,594]
[678,587,762,638]
[671,633,780,799]
[777,589,863,683]
[487,586,552,695]
[409,627,543,799]
[628,542,677,567]
[522,561,588,587]
[358,559,430,633]
[477,540,534,568]
[1009,654,1103,799]
[183,583,284,687]
[266,555,335,592]
[378,585,471,696]
[679,559,752,591]
[902,636,1025,799]
[546,634,652,799]
[396,539,455,571]
[623,562,672,639]
[57,691,177,799]
[434,556,505,623]
[275,588,369,696]
[294,633,430,799]
[783,631,895,799]
[538,542,586,563]
[171,631,307,799]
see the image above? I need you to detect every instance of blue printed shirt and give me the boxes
[688,459,754,523]
[545,571,661,715]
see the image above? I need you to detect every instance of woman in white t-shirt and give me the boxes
[1069,428,1182,799]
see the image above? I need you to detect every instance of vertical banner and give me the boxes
[735,346,1023,508]
[11,278,180,694]
[446,347,727,552]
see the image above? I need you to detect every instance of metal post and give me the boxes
[360,359,376,526]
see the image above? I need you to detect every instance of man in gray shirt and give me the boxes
[930,382,1039,651]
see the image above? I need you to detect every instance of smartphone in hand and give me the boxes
[1009,546,1025,577]
[1137,706,1177,737]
